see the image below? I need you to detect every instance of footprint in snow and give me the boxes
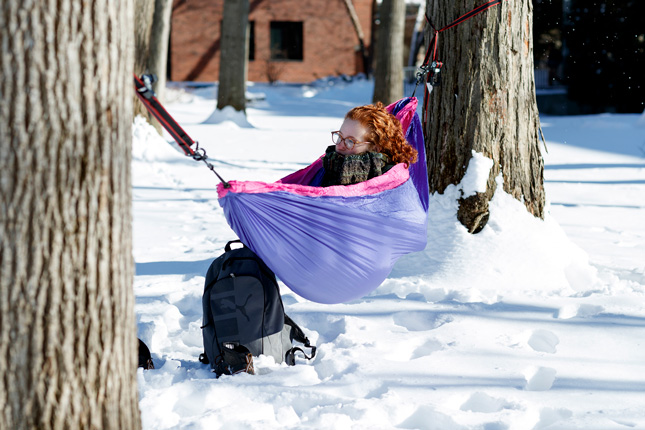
[392,311,453,332]
[556,303,604,319]
[398,405,466,430]
[460,392,519,413]
[524,366,557,391]
[527,329,559,354]
[411,339,444,359]
[533,407,573,429]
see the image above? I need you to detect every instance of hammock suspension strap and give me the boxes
[133,74,230,188]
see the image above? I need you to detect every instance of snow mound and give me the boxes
[202,106,254,128]
[132,116,185,162]
[382,154,600,302]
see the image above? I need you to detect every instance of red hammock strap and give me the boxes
[438,0,506,33]
[133,74,230,187]
[422,0,506,67]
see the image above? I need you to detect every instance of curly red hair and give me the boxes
[345,102,418,167]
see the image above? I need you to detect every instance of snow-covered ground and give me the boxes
[133,77,645,430]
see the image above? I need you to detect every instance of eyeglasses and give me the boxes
[331,131,371,150]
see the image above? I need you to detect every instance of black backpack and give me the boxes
[199,240,315,375]
[138,338,154,370]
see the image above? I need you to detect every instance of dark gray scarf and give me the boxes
[321,145,391,187]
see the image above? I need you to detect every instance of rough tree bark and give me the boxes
[133,0,172,132]
[134,0,156,118]
[148,0,174,104]
[373,0,405,104]
[217,0,250,112]
[0,1,141,429]
[423,0,545,233]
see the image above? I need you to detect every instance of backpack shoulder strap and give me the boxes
[284,314,317,366]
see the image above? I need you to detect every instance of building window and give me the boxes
[248,21,255,61]
[270,21,303,60]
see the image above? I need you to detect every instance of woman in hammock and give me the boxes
[217,98,428,304]
[317,102,419,187]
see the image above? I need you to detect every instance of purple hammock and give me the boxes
[217,97,429,304]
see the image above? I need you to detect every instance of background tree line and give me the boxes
[534,0,644,113]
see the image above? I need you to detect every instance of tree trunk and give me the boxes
[134,0,156,118]
[373,0,405,104]
[218,0,250,112]
[148,0,173,103]
[133,0,172,132]
[408,2,426,67]
[342,0,369,75]
[0,1,141,429]
[423,0,545,233]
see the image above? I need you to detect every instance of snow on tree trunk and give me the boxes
[424,0,545,233]
[373,0,405,104]
[0,1,141,429]
[218,0,250,112]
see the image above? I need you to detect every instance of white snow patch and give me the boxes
[460,150,494,197]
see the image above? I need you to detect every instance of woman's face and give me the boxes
[335,119,372,155]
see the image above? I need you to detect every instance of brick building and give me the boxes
[170,0,374,83]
